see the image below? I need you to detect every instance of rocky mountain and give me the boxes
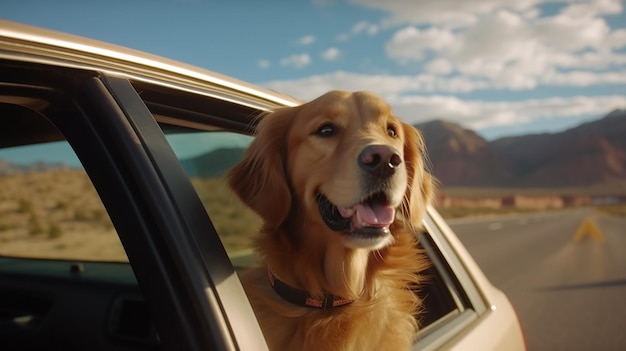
[415,109,626,188]
[416,120,512,186]
[170,109,626,189]
[3,110,624,191]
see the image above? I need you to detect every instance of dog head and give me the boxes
[228,90,433,251]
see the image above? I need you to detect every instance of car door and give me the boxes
[0,59,266,350]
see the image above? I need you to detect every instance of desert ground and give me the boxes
[1,169,622,263]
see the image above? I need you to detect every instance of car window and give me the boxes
[163,127,262,267]
[411,212,488,349]
[159,124,477,339]
[0,140,128,262]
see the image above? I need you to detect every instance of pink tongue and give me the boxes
[354,203,395,227]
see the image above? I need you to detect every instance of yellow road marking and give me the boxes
[573,218,605,242]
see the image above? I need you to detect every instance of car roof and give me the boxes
[0,19,300,112]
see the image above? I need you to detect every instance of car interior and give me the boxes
[0,59,472,350]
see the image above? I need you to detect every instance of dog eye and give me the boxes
[315,123,337,137]
[387,126,397,137]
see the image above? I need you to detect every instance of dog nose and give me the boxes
[358,145,402,178]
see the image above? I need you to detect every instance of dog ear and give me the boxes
[399,122,435,231]
[227,107,295,228]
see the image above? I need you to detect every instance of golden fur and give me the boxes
[228,90,433,351]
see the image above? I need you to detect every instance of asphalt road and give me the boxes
[448,208,626,351]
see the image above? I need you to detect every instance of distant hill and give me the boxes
[416,120,512,186]
[4,110,624,192]
[179,110,626,189]
[179,147,244,178]
[0,159,71,176]
[415,109,626,188]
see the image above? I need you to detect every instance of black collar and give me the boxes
[267,268,353,310]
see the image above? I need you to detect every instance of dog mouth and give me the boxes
[316,192,395,241]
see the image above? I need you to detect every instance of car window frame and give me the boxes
[118,74,494,350]
[412,208,490,350]
[143,83,495,350]
[0,59,267,351]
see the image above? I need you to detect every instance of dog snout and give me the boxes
[358,145,402,178]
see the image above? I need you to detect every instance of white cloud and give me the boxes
[262,69,625,100]
[385,94,626,131]
[263,71,424,99]
[321,47,341,61]
[297,35,316,46]
[335,20,379,43]
[335,33,350,42]
[352,20,379,35]
[560,0,623,17]
[425,58,453,75]
[542,70,626,86]
[533,10,611,52]
[257,59,270,69]
[280,54,312,69]
[261,71,626,133]
[261,71,492,100]
[261,0,626,136]
[348,0,624,28]
[608,29,626,48]
[349,0,554,28]
[386,26,456,63]
[380,3,626,92]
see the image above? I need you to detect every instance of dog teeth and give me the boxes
[339,207,355,218]
[357,211,368,227]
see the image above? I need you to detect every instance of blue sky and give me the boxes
[2,0,626,140]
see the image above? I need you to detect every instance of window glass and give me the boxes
[0,141,127,262]
[164,129,262,264]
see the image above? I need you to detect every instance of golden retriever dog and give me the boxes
[228,90,433,351]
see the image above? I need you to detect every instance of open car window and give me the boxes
[159,123,483,340]
[163,129,260,263]
[0,115,127,262]
[0,61,263,350]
